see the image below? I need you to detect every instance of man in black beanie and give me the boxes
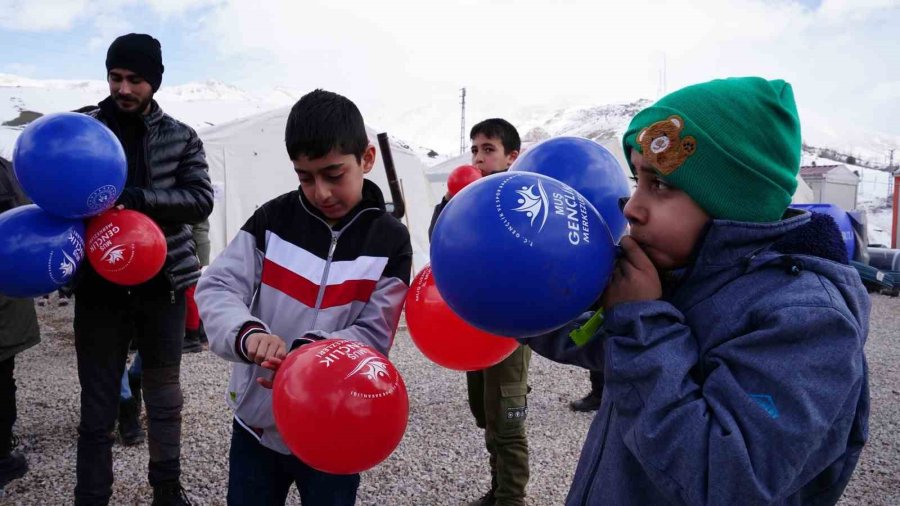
[73,33,212,506]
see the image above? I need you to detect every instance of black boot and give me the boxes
[152,481,192,506]
[182,329,202,354]
[569,392,602,412]
[467,490,496,506]
[117,396,145,446]
[0,450,27,489]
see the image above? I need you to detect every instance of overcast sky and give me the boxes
[1,0,898,153]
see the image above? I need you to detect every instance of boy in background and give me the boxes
[430,118,531,506]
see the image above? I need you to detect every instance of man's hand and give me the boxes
[246,333,286,366]
[601,236,662,310]
[115,188,140,210]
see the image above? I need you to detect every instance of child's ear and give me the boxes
[506,149,520,165]
[361,144,376,174]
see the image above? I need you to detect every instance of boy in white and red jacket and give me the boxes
[196,89,411,506]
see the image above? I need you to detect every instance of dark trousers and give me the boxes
[467,345,531,506]
[73,271,185,506]
[0,356,14,456]
[227,420,360,506]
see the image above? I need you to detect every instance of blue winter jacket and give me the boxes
[525,211,870,505]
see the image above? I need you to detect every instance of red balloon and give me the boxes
[406,265,518,371]
[447,165,482,197]
[85,209,167,286]
[273,339,409,474]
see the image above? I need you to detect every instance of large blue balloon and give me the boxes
[0,204,86,298]
[512,137,630,241]
[13,112,126,218]
[431,172,616,337]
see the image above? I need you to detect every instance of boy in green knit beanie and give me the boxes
[524,77,870,505]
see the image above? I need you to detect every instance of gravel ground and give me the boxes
[1,292,897,505]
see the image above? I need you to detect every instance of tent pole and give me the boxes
[376,132,405,219]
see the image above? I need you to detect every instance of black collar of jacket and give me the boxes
[298,179,388,230]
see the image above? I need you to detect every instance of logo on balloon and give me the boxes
[101,245,127,265]
[316,340,399,399]
[48,230,85,284]
[88,223,135,272]
[512,182,549,231]
[345,356,390,382]
[86,185,119,211]
[495,174,595,248]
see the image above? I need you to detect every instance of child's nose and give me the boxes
[622,195,645,225]
[315,182,331,201]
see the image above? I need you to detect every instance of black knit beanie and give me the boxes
[105,33,164,92]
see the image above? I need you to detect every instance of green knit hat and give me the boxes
[623,77,801,222]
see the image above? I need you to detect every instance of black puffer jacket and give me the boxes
[85,97,213,291]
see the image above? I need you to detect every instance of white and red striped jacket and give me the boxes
[196,180,412,454]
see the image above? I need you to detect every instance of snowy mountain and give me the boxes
[1,74,895,248]
[0,74,301,158]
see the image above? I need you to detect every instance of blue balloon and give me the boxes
[512,137,630,241]
[13,112,126,218]
[0,204,86,298]
[430,172,616,337]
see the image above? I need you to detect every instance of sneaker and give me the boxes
[467,490,496,506]
[0,451,28,489]
[152,481,192,506]
[117,397,145,446]
[182,330,202,354]
[569,393,602,412]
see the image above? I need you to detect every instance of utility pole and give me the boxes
[888,149,895,199]
[459,87,467,156]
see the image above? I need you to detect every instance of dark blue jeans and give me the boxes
[227,420,360,506]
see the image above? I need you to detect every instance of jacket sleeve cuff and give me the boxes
[236,322,267,363]
[290,333,325,351]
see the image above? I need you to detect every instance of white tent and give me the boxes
[426,136,815,205]
[200,107,438,272]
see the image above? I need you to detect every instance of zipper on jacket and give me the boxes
[304,204,379,330]
[142,131,152,188]
[316,233,339,306]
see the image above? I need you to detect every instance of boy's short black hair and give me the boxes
[470,118,521,154]
[285,89,368,162]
